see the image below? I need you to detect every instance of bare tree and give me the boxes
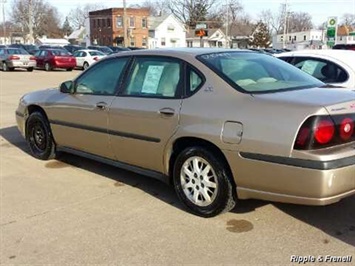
[10,0,62,39]
[259,4,287,34]
[341,13,355,26]
[141,0,170,16]
[68,3,106,30]
[168,0,216,27]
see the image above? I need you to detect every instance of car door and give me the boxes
[47,57,130,159]
[35,50,46,68]
[108,56,183,172]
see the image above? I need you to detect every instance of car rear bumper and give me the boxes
[224,150,355,205]
[8,61,36,68]
[53,61,76,69]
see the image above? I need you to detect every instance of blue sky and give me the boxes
[6,0,355,26]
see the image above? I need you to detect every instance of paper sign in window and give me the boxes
[301,60,319,75]
[142,65,165,94]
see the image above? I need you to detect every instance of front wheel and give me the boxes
[26,111,56,160]
[173,147,236,217]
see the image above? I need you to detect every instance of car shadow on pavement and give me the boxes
[0,126,29,153]
[275,197,355,247]
[0,126,184,213]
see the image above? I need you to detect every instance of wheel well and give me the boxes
[168,137,235,187]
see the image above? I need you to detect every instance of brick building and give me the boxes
[89,8,150,47]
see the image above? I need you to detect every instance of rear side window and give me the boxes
[122,57,181,98]
[291,57,348,84]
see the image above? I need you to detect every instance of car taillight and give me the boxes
[339,118,354,141]
[314,118,335,144]
[93,57,99,61]
[294,114,355,150]
[29,56,36,60]
[9,55,20,60]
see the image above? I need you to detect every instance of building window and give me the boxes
[280,36,283,42]
[129,17,135,28]
[293,36,296,41]
[142,17,147,28]
[116,16,123,28]
[289,36,292,41]
[98,19,101,27]
[142,37,147,47]
[102,19,106,27]
[93,20,96,28]
[107,18,111,28]
[130,36,135,46]
[161,37,166,46]
[167,24,175,32]
[304,35,306,41]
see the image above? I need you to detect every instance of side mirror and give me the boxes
[59,80,74,94]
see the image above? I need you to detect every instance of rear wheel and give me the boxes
[44,62,51,71]
[27,67,34,72]
[83,62,89,70]
[173,146,236,217]
[26,111,56,160]
[2,62,8,71]
[66,68,73,71]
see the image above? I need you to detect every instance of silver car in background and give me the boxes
[0,47,37,72]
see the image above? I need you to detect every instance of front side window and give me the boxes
[197,52,323,93]
[122,57,181,98]
[75,58,129,95]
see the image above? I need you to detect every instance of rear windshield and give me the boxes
[7,49,29,55]
[197,52,324,93]
[51,50,71,56]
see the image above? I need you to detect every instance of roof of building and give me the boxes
[68,27,86,39]
[148,15,170,30]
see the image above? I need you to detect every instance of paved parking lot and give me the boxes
[1,69,354,265]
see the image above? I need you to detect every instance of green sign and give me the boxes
[326,16,337,47]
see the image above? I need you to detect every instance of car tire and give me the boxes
[2,62,8,71]
[44,62,51,71]
[26,111,56,160]
[173,146,236,217]
[66,68,73,72]
[83,62,89,70]
[27,67,34,72]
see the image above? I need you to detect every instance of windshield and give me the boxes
[197,52,324,93]
[7,49,29,55]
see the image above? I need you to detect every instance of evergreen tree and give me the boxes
[248,21,270,48]
[62,17,73,36]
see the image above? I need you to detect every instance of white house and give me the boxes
[186,28,229,48]
[272,29,326,50]
[336,25,355,45]
[148,14,186,49]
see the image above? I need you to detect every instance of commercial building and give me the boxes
[89,8,150,47]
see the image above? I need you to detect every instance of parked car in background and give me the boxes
[73,49,106,70]
[16,49,355,217]
[9,43,39,55]
[0,45,6,48]
[64,45,85,54]
[34,49,76,71]
[276,50,355,88]
[108,46,130,53]
[332,44,355,51]
[0,47,36,72]
[127,46,145,50]
[87,45,113,55]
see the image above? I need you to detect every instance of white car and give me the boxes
[73,49,106,70]
[276,50,355,89]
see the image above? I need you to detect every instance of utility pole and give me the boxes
[123,0,128,47]
[1,0,6,44]
[282,0,288,49]
[225,0,229,48]
[29,0,34,43]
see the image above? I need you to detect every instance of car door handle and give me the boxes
[159,107,175,116]
[96,102,107,110]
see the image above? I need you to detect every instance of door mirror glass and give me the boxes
[60,80,74,93]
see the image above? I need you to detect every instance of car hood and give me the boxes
[253,87,355,115]
[21,88,60,106]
